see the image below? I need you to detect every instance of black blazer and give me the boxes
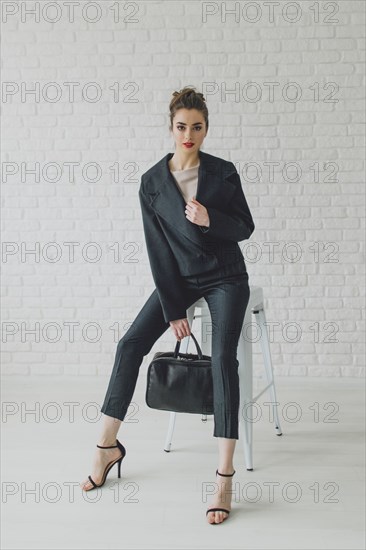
[139,149,255,323]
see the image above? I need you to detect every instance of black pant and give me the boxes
[100,260,250,439]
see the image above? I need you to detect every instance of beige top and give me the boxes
[170,164,199,203]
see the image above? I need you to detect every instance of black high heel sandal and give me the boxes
[84,439,126,490]
[206,469,236,521]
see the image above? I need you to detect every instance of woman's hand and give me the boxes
[169,318,191,341]
[185,198,210,228]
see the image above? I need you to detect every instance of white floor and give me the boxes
[1,373,365,550]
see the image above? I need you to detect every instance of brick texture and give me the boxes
[1,1,365,377]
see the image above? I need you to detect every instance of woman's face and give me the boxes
[170,108,207,154]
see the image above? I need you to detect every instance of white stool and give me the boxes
[163,285,283,470]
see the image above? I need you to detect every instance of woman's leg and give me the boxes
[203,275,250,522]
[205,276,250,440]
[80,415,123,490]
[80,286,200,490]
[80,289,170,490]
[100,289,171,422]
[207,437,236,523]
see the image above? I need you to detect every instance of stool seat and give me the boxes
[163,284,283,470]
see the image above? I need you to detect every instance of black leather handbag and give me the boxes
[145,332,214,415]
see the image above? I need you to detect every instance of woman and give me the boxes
[80,87,255,525]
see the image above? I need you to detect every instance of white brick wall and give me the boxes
[1,0,365,377]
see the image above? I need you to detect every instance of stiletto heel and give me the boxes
[206,469,236,522]
[117,457,122,478]
[83,439,127,491]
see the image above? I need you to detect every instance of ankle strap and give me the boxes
[97,441,118,449]
[216,469,236,477]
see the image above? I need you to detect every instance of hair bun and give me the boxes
[171,87,205,102]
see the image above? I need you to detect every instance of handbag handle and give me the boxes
[173,331,203,359]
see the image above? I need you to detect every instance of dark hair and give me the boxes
[169,86,209,131]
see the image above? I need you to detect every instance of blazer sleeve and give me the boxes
[139,180,189,324]
[198,163,255,242]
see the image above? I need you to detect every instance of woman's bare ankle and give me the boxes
[97,437,118,447]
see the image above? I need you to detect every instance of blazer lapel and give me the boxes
[148,150,237,245]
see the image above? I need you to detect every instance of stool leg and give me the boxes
[256,308,282,436]
[239,308,254,470]
[164,304,196,452]
[164,412,176,453]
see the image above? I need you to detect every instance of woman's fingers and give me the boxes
[184,320,191,337]
[170,318,191,341]
[174,325,183,340]
[173,326,186,340]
